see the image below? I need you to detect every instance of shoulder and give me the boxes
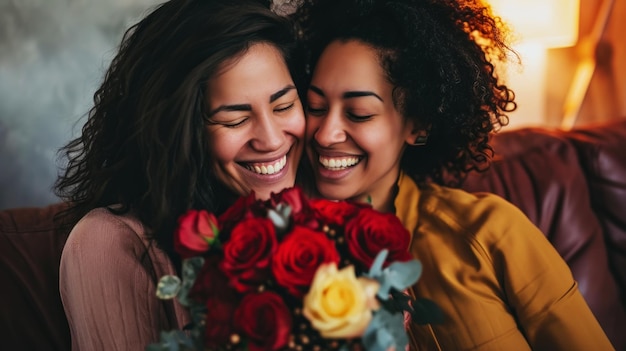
[417,183,541,247]
[63,207,148,258]
[420,183,527,225]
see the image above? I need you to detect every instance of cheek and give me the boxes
[286,110,306,140]
[358,125,403,155]
[206,130,244,164]
[304,117,321,142]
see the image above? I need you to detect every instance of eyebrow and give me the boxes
[308,85,383,102]
[270,85,296,103]
[206,84,297,117]
[206,104,251,117]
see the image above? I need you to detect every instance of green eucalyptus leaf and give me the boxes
[145,330,195,351]
[384,260,422,292]
[268,203,292,233]
[411,297,445,325]
[365,249,388,279]
[362,308,408,351]
[177,256,205,307]
[364,250,422,300]
[156,275,182,300]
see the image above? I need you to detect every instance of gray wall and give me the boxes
[0,0,161,209]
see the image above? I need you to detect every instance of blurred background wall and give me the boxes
[0,0,161,209]
[0,0,624,210]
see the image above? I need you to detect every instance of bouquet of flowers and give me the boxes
[147,187,441,351]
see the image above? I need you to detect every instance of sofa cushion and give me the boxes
[463,127,626,349]
[0,202,71,351]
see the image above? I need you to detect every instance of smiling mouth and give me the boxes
[242,155,287,175]
[318,155,362,170]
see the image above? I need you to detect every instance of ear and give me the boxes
[404,119,429,146]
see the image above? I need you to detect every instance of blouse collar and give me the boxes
[394,172,421,239]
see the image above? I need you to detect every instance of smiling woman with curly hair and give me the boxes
[294,0,515,188]
[291,0,614,349]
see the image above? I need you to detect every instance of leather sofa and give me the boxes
[463,118,626,350]
[1,118,625,350]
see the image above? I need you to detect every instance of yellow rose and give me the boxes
[303,263,380,339]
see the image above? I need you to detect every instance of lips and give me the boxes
[241,155,287,175]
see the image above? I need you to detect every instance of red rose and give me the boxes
[268,186,318,229]
[188,255,240,346]
[268,187,309,214]
[218,192,265,235]
[204,295,237,347]
[189,254,234,302]
[220,217,277,293]
[234,291,292,351]
[310,199,370,227]
[344,208,412,269]
[272,226,340,297]
[174,209,219,258]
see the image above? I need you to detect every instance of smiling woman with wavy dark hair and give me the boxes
[54,0,306,348]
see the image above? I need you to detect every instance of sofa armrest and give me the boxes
[0,202,71,351]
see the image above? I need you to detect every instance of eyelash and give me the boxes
[275,103,295,113]
[221,119,248,128]
[347,112,373,121]
[306,106,373,121]
[210,103,296,129]
[306,106,326,116]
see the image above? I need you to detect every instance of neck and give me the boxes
[350,172,400,214]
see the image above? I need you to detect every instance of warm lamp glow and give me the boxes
[488,0,580,48]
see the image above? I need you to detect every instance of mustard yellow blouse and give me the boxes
[394,173,614,351]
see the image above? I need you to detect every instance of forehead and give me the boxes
[206,43,293,103]
[311,40,387,90]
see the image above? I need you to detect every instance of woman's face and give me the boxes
[205,43,305,200]
[305,40,416,210]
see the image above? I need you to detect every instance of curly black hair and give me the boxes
[292,0,516,186]
[54,0,301,264]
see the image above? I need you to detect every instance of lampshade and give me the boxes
[488,0,580,48]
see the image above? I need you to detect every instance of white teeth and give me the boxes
[319,156,361,170]
[246,155,287,175]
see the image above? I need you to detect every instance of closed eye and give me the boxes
[275,103,295,113]
[306,105,327,116]
[223,119,248,128]
[207,117,248,128]
[347,112,374,121]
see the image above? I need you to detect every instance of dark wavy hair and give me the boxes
[54,0,301,264]
[292,0,516,186]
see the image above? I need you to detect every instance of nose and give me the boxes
[250,111,285,152]
[311,108,347,147]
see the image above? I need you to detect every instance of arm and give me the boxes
[59,209,178,351]
[489,197,614,350]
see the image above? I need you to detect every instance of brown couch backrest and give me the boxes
[0,202,71,351]
[564,120,626,303]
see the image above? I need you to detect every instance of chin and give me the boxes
[316,183,348,201]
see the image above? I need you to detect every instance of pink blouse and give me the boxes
[59,208,190,350]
